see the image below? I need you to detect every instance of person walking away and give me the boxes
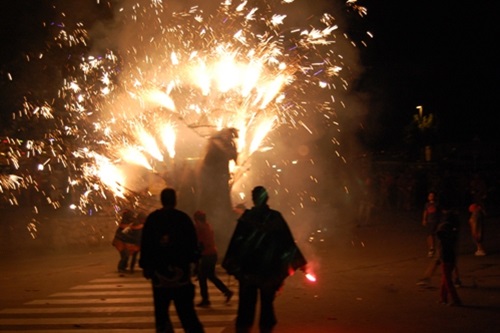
[422,191,440,257]
[468,200,487,256]
[139,188,205,333]
[112,209,135,273]
[193,210,234,307]
[436,202,462,306]
[222,186,307,333]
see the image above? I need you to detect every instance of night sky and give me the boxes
[0,1,498,151]
[357,1,498,149]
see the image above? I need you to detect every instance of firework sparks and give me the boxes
[2,0,369,222]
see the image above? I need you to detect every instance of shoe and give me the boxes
[475,250,486,256]
[448,300,462,307]
[427,249,435,258]
[225,290,234,303]
[454,278,462,288]
[196,300,211,308]
[416,278,430,286]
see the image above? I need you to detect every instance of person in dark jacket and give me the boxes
[126,212,145,273]
[222,186,307,333]
[436,202,462,306]
[112,209,135,273]
[193,210,233,307]
[139,188,205,333]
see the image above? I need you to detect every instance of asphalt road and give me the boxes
[1,209,499,332]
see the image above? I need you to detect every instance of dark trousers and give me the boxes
[440,262,461,304]
[236,279,280,333]
[118,250,129,272]
[198,254,230,301]
[151,282,204,333]
[130,251,139,272]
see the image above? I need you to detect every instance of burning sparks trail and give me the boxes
[1,1,369,230]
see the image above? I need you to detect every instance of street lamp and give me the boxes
[416,105,423,118]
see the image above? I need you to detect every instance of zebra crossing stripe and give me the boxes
[0,314,235,325]
[51,290,151,296]
[71,284,150,290]
[0,328,225,333]
[0,306,155,314]
[0,271,237,332]
[0,305,236,314]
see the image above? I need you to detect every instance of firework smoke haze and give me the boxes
[1,0,370,241]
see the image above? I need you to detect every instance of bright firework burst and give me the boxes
[1,1,369,224]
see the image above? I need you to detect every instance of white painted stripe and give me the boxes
[90,278,146,283]
[1,304,237,314]
[0,306,155,314]
[26,298,153,304]
[0,314,235,325]
[52,285,229,296]
[50,290,152,297]
[71,284,150,290]
[0,328,224,333]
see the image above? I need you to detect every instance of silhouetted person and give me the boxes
[193,210,234,307]
[422,191,440,257]
[139,188,205,333]
[436,202,462,306]
[468,199,487,256]
[223,186,307,333]
[112,209,136,274]
[127,212,145,273]
[197,127,239,253]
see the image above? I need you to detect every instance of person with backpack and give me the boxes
[222,186,307,333]
[139,188,205,333]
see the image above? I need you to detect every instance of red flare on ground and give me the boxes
[305,273,317,282]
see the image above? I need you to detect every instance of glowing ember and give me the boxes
[305,273,317,282]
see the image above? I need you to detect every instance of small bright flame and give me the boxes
[305,273,317,282]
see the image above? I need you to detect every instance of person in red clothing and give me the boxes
[468,200,487,256]
[125,212,146,273]
[422,191,440,257]
[193,210,234,307]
